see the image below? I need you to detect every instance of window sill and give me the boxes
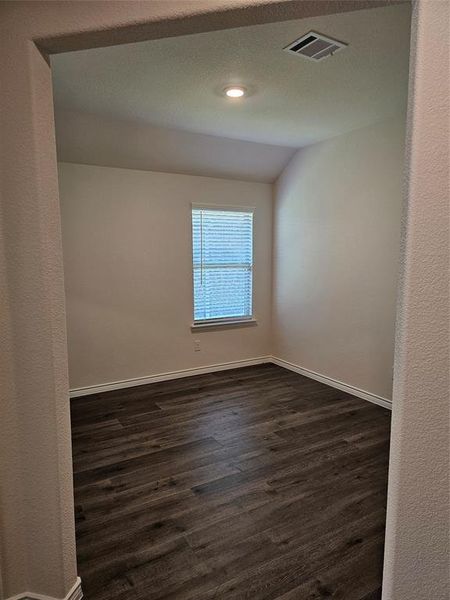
[191,318,257,331]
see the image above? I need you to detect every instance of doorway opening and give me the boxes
[51,3,411,598]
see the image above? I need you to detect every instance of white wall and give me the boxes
[1,2,448,599]
[55,109,295,184]
[60,117,406,399]
[383,1,450,597]
[58,162,272,390]
[272,117,406,401]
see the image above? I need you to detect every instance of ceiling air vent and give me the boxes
[284,31,347,61]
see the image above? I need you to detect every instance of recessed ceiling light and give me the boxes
[224,86,246,98]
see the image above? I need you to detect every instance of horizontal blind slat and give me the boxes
[192,208,253,321]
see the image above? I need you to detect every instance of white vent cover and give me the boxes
[284,31,347,61]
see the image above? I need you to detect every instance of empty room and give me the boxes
[49,3,412,599]
[3,1,448,600]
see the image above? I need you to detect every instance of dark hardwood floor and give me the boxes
[71,363,391,600]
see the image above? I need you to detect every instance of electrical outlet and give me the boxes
[194,339,201,352]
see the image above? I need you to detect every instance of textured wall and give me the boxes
[382,1,450,599]
[0,1,447,599]
[0,40,76,599]
[272,117,406,400]
[58,163,272,389]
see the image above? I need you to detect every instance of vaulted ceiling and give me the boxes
[52,3,411,182]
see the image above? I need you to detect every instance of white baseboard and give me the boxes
[70,355,391,410]
[70,357,272,398]
[271,356,392,410]
[6,577,82,600]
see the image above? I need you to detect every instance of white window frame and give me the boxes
[191,203,256,329]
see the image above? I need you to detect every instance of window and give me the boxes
[192,206,254,325]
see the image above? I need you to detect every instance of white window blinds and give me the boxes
[192,207,254,323]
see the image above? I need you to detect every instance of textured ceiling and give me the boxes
[52,4,411,148]
[51,3,410,181]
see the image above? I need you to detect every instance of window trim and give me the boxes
[191,203,256,326]
[190,317,257,330]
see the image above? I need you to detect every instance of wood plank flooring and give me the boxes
[71,364,391,600]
